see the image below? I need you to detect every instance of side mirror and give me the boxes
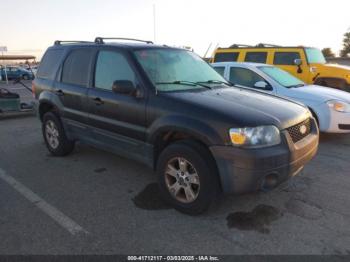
[112,80,136,96]
[294,59,302,66]
[294,59,303,73]
[254,81,270,90]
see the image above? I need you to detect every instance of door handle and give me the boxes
[55,89,64,96]
[93,97,104,105]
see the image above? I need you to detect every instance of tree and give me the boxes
[321,48,335,58]
[340,31,350,57]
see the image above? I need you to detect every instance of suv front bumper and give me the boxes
[210,119,319,194]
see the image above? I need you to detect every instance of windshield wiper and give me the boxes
[197,80,234,86]
[155,80,212,89]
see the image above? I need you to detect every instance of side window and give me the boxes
[229,67,266,89]
[37,49,64,80]
[214,52,239,62]
[61,49,93,86]
[244,52,267,63]
[273,52,300,65]
[94,51,136,91]
[213,66,225,77]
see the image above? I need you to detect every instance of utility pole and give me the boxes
[0,46,8,84]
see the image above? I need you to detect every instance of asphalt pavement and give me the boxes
[1,81,350,255]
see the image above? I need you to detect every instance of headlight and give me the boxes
[229,125,281,148]
[327,100,350,113]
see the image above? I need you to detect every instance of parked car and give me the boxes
[0,66,34,80]
[33,38,319,214]
[211,44,350,92]
[212,62,350,133]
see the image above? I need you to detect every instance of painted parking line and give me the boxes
[0,168,88,236]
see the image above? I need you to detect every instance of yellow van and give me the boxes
[211,44,350,91]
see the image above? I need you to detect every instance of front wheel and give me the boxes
[42,112,75,156]
[156,140,219,215]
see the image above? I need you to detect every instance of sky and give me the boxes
[0,0,349,60]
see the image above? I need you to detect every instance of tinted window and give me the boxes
[245,52,267,63]
[273,52,300,65]
[37,49,64,80]
[95,51,136,91]
[214,52,239,62]
[229,67,266,88]
[61,49,93,86]
[213,66,225,77]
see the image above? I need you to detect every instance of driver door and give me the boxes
[272,50,309,83]
[87,49,148,161]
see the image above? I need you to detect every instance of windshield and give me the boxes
[259,66,305,88]
[305,48,326,64]
[134,49,227,92]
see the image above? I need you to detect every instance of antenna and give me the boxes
[203,43,212,58]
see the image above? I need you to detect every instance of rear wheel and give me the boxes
[156,140,219,215]
[42,112,75,156]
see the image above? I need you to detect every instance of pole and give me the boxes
[2,51,8,84]
[153,4,156,43]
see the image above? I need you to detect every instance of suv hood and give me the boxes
[288,85,350,104]
[314,63,350,82]
[165,87,310,130]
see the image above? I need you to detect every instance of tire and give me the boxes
[156,140,220,215]
[23,74,29,80]
[42,112,75,156]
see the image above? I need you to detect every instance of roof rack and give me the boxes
[255,43,281,47]
[229,44,252,48]
[54,40,93,45]
[94,37,153,44]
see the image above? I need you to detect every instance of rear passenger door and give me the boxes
[244,52,268,64]
[55,48,94,127]
[86,49,147,159]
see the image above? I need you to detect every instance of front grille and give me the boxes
[286,118,311,143]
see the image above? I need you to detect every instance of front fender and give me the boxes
[147,115,224,146]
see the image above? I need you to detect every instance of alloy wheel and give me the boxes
[164,157,200,203]
[45,120,60,149]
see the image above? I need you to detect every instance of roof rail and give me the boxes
[255,43,281,47]
[94,37,153,44]
[54,40,93,45]
[229,44,252,48]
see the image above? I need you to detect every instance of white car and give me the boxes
[211,62,350,133]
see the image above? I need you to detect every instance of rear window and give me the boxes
[273,52,300,65]
[61,49,94,86]
[214,52,239,62]
[244,52,267,63]
[37,49,64,80]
